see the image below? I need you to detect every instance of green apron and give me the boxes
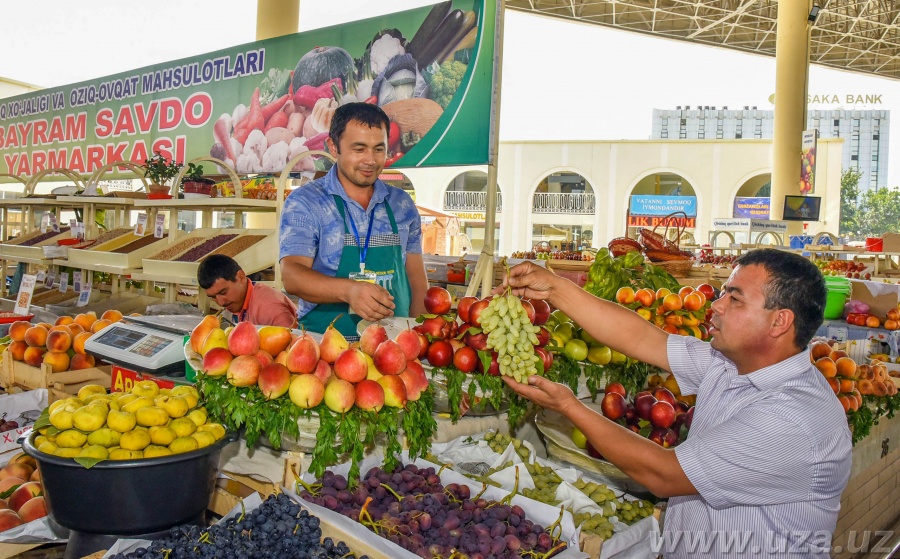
[299,195,412,339]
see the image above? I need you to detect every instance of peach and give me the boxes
[226,355,261,387]
[258,326,292,356]
[354,379,385,412]
[662,293,684,312]
[829,349,849,362]
[227,322,259,356]
[73,313,97,331]
[634,288,656,308]
[202,347,233,377]
[0,477,26,493]
[285,333,320,374]
[8,341,27,362]
[101,309,123,323]
[683,292,706,312]
[837,395,851,413]
[0,509,23,532]
[858,378,874,395]
[43,351,70,373]
[827,377,840,395]
[873,380,889,397]
[73,331,92,355]
[394,328,422,362]
[28,469,40,483]
[257,363,291,400]
[8,321,30,343]
[0,465,31,482]
[323,378,355,413]
[815,357,837,378]
[54,316,74,326]
[0,499,8,511]
[377,375,408,408]
[17,496,46,522]
[8,482,41,513]
[23,346,47,368]
[835,357,857,379]
[91,319,112,333]
[359,323,389,357]
[373,340,407,376]
[615,287,635,305]
[46,330,72,353]
[810,342,832,361]
[334,349,369,383]
[838,378,856,393]
[36,322,53,331]
[23,326,48,348]
[70,353,96,370]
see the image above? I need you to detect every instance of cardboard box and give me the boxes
[881,232,900,253]
[849,280,900,318]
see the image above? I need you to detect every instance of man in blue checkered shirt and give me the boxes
[502,249,851,558]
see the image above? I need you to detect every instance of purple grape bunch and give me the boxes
[299,464,567,559]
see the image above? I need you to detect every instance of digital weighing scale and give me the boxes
[84,314,203,376]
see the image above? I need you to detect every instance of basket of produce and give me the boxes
[638,212,694,276]
[607,236,642,258]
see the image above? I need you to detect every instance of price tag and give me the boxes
[49,213,59,233]
[76,285,92,307]
[134,213,148,236]
[70,219,78,238]
[14,274,36,316]
[826,325,849,343]
[44,268,57,289]
[73,271,82,293]
[154,214,166,238]
[76,221,85,240]
[40,214,49,234]
[58,273,68,293]
[35,270,46,283]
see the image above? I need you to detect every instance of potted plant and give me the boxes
[182,162,215,197]
[142,151,182,195]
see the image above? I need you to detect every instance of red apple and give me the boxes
[424,286,452,315]
[425,340,453,368]
[635,394,657,421]
[463,329,488,351]
[468,298,491,327]
[477,350,500,376]
[528,299,551,326]
[419,316,449,340]
[649,400,676,429]
[605,382,626,398]
[600,392,628,421]
[652,387,677,406]
[535,326,550,347]
[453,346,479,373]
[534,346,553,373]
[457,296,478,324]
[649,427,678,448]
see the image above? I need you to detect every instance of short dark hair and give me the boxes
[197,254,243,289]
[328,103,390,151]
[733,248,826,348]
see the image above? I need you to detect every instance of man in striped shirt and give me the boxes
[501,249,851,558]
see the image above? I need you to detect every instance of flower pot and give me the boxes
[147,183,171,195]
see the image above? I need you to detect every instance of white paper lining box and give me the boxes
[67,230,185,269]
[0,229,74,260]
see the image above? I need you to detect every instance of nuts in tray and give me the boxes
[90,228,132,246]
[175,234,238,262]
[111,234,167,253]
[209,235,266,258]
[18,228,71,246]
[148,237,205,260]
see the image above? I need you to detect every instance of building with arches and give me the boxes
[401,137,844,256]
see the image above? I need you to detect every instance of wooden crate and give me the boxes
[0,350,111,403]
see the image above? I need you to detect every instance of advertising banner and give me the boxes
[733,196,770,219]
[800,129,817,195]
[0,0,494,181]
[627,215,696,228]
[629,195,696,217]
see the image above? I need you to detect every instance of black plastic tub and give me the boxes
[22,432,236,535]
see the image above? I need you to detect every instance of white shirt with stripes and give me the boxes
[661,335,852,558]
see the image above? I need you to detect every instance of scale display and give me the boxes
[84,315,202,376]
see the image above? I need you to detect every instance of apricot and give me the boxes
[70,354,96,370]
[73,313,97,331]
[827,377,840,395]
[835,357,858,379]
[46,330,72,353]
[815,357,837,378]
[838,378,856,393]
[91,319,112,333]
[8,341,28,362]
[73,332,92,355]
[8,321,30,343]
[54,316,74,326]
[23,346,47,368]
[837,395,851,413]
[101,309,123,323]
[43,351,70,373]
[829,349,849,361]
[23,326,48,348]
[810,342,832,361]
[66,323,85,336]
[847,393,860,412]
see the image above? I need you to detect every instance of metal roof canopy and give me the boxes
[505,0,900,80]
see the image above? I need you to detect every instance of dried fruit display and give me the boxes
[18,228,71,247]
[111,234,167,254]
[148,237,205,260]
[210,235,266,258]
[175,234,239,262]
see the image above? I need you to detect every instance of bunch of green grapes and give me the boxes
[520,461,563,504]
[574,511,616,539]
[572,479,655,526]
[479,293,542,382]
[483,431,531,460]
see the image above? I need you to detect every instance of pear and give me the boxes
[131,380,160,399]
[149,425,178,446]
[119,429,151,451]
[285,332,320,374]
[319,317,349,364]
[136,406,169,427]
[144,445,173,458]
[363,354,382,381]
[227,322,260,357]
[190,314,220,354]
[107,410,137,433]
[72,405,108,432]
[154,395,189,418]
[87,428,122,448]
[56,429,88,448]
[200,328,229,357]
[168,417,197,438]
[78,445,109,460]
[169,436,199,454]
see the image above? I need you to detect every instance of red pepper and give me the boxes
[385,151,404,167]
[388,122,400,151]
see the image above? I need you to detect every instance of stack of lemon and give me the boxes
[35,381,227,461]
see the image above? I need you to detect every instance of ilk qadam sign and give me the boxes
[0,0,496,181]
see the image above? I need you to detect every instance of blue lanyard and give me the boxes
[344,200,376,273]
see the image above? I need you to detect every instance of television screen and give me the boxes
[782,195,821,221]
